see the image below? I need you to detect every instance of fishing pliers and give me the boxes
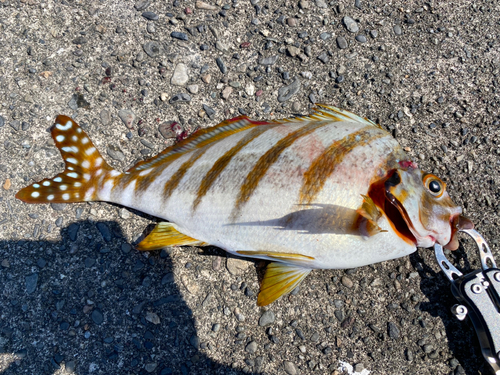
[435,227,500,373]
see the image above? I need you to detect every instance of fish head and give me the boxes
[382,163,467,250]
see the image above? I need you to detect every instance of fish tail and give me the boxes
[16,115,120,204]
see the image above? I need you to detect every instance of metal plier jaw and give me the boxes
[435,228,500,374]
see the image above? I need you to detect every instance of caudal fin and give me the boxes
[16,115,117,204]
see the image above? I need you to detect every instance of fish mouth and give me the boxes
[383,188,418,245]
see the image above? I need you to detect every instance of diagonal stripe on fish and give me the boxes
[15,105,467,306]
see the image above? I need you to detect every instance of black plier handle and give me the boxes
[435,228,500,373]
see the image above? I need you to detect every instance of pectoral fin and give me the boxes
[257,262,311,306]
[356,194,387,238]
[136,222,207,251]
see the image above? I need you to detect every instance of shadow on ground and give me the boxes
[411,248,492,375]
[0,220,250,375]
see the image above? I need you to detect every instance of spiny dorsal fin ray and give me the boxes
[16,115,118,204]
[128,116,271,173]
[272,104,381,129]
[257,262,311,306]
[136,222,208,251]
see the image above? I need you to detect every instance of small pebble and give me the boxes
[388,322,400,339]
[118,109,136,129]
[245,341,258,353]
[277,78,301,102]
[343,16,359,32]
[259,310,275,326]
[171,31,188,41]
[143,41,161,57]
[171,63,189,86]
[336,36,348,49]
[216,57,227,74]
[355,35,367,43]
[142,11,158,20]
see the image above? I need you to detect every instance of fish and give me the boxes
[16,104,468,306]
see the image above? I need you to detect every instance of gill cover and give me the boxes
[386,167,462,249]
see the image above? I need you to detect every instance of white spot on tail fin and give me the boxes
[109,170,121,177]
[47,195,54,200]
[74,182,82,187]
[33,184,40,188]
[76,128,82,134]
[95,157,103,167]
[83,174,91,181]
[72,135,77,142]
[81,137,89,145]
[67,172,78,179]
[56,135,65,142]
[85,147,96,156]
[31,192,40,198]
[66,158,78,165]
[139,168,152,176]
[56,121,73,131]
[62,193,70,200]
[43,181,50,186]
[82,160,91,169]
[62,146,79,153]
[54,177,62,182]
[59,185,67,191]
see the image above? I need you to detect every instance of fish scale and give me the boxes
[16,105,463,306]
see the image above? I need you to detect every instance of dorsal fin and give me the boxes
[273,104,381,128]
[128,116,270,173]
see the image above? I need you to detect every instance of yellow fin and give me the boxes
[274,103,381,129]
[357,195,387,237]
[357,194,382,222]
[237,250,314,263]
[257,262,311,306]
[136,222,207,251]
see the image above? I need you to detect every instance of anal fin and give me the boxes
[136,222,207,251]
[257,262,311,306]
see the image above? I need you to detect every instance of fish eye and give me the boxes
[428,180,441,194]
[423,174,445,197]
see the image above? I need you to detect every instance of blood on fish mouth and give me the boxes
[384,189,417,245]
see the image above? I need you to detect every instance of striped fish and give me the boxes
[16,105,465,305]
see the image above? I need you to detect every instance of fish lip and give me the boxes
[443,214,474,250]
[384,189,418,245]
